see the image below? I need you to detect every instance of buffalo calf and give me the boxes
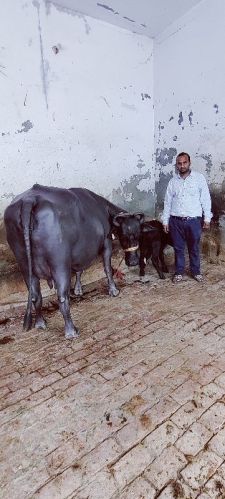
[139,220,173,278]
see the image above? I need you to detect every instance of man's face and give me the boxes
[176,154,191,175]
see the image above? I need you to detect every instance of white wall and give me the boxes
[154,0,225,213]
[0,0,154,217]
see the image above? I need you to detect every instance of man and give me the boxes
[162,152,212,283]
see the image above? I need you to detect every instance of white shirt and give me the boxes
[162,170,212,225]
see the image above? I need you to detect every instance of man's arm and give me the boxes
[199,175,212,228]
[162,179,173,232]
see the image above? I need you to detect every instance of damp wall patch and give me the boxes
[0,1,154,218]
[154,0,225,218]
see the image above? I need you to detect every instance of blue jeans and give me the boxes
[169,216,202,275]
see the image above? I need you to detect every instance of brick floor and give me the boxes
[0,262,225,498]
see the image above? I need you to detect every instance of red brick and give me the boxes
[0,387,32,410]
[7,371,43,392]
[0,371,21,389]
[0,386,11,399]
[30,372,62,392]
[38,358,69,376]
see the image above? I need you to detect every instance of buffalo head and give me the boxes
[113,212,144,266]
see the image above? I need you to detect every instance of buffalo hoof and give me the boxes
[23,313,33,331]
[35,317,47,330]
[74,289,83,297]
[160,273,166,279]
[109,287,120,297]
[65,329,80,340]
[74,285,83,296]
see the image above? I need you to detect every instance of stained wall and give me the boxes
[154,0,225,223]
[0,0,154,219]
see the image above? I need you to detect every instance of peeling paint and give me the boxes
[141,93,151,101]
[97,3,115,13]
[17,120,33,134]
[155,171,173,211]
[138,178,151,191]
[169,116,174,121]
[111,171,155,215]
[173,136,178,141]
[0,192,14,199]
[156,147,177,167]
[197,153,213,176]
[213,104,219,113]
[123,16,135,23]
[188,111,193,125]
[178,111,183,125]
[136,156,145,170]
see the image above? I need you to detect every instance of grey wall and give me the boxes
[154,0,225,224]
[0,0,155,222]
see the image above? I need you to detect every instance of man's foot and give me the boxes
[172,274,183,283]
[192,274,203,282]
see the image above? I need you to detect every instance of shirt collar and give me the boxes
[177,170,192,180]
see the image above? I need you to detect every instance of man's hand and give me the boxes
[163,224,169,233]
[203,221,210,230]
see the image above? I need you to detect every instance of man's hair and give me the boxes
[176,152,191,162]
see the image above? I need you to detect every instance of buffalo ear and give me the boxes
[133,213,145,224]
[112,217,120,228]
[113,212,127,227]
[142,223,157,233]
[142,225,150,232]
[142,224,153,232]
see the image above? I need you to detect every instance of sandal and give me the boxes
[192,274,203,282]
[172,274,183,283]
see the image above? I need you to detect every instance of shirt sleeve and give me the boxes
[199,175,212,222]
[162,179,173,225]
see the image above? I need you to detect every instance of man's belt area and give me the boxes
[170,215,202,220]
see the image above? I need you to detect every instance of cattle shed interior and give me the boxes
[0,0,225,295]
[2,3,225,498]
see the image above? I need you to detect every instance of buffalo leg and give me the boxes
[31,276,46,329]
[159,247,169,273]
[54,270,79,339]
[23,274,46,330]
[139,254,146,276]
[151,244,165,279]
[103,240,119,297]
[74,271,83,296]
[5,234,34,330]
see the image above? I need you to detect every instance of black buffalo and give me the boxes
[139,220,173,278]
[4,184,144,339]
